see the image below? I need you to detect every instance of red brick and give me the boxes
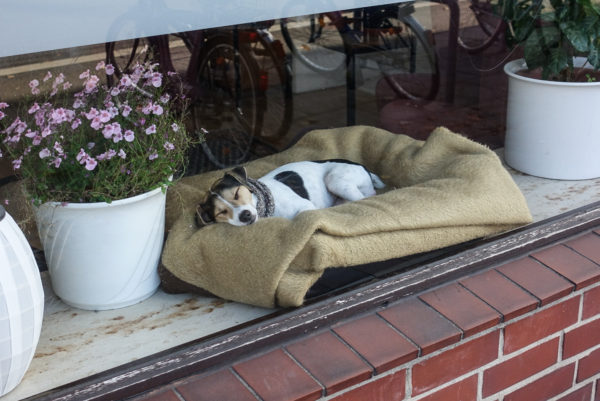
[563,318,600,358]
[134,389,181,401]
[582,285,600,320]
[233,349,322,401]
[504,364,575,401]
[504,297,579,354]
[532,245,600,289]
[578,348,600,382]
[333,314,418,374]
[286,331,371,395]
[566,232,600,265]
[418,375,478,401]
[497,257,574,305]
[379,297,461,355]
[556,383,593,401]
[419,283,501,337]
[177,369,257,401]
[461,269,538,322]
[483,338,559,397]
[411,330,499,396]
[330,370,405,401]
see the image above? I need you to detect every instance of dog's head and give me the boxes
[196,167,258,227]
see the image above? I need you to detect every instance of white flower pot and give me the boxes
[35,187,166,310]
[0,206,44,396]
[504,58,600,180]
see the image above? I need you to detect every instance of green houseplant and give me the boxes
[503,0,600,80]
[500,0,600,179]
[0,61,192,310]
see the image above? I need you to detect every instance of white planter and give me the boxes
[35,187,166,310]
[504,58,600,180]
[0,206,44,396]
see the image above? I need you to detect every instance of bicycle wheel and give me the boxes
[191,33,265,170]
[105,38,153,86]
[457,0,505,53]
[245,28,293,145]
[280,13,348,73]
[367,8,440,101]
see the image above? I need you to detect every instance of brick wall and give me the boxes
[134,229,600,401]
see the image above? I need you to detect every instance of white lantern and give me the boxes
[0,205,44,396]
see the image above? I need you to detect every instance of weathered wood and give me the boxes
[30,201,600,401]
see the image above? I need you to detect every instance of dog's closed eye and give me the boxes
[234,188,240,200]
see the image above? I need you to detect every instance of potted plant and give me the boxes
[501,0,600,179]
[0,61,191,310]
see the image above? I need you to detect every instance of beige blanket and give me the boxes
[161,126,532,308]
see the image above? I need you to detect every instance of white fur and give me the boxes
[256,161,384,221]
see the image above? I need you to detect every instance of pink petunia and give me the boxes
[118,149,126,159]
[123,130,135,142]
[98,109,111,123]
[152,104,163,116]
[52,157,62,168]
[0,111,4,121]
[150,72,162,87]
[148,151,158,160]
[12,157,22,170]
[43,71,52,82]
[171,123,179,132]
[95,61,105,71]
[71,118,82,129]
[0,102,8,109]
[163,141,174,151]
[39,148,51,159]
[122,105,132,117]
[105,64,115,76]
[85,157,97,171]
[145,124,156,135]
[28,103,40,114]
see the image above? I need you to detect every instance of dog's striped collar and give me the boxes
[246,178,275,218]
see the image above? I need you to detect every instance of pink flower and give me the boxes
[53,141,64,155]
[171,123,179,132]
[84,75,100,93]
[76,148,88,163]
[28,103,40,114]
[12,157,22,170]
[160,94,170,104]
[148,151,158,160]
[105,64,115,76]
[118,149,126,159]
[79,70,90,79]
[113,131,123,143]
[152,104,163,115]
[73,98,84,109]
[51,108,68,124]
[29,79,40,95]
[164,141,174,151]
[52,157,62,168]
[120,76,132,87]
[122,105,132,117]
[0,111,4,121]
[85,108,99,120]
[142,102,153,115]
[145,124,156,135]
[102,124,115,139]
[124,130,135,142]
[150,72,162,87]
[0,102,8,109]
[110,87,120,96]
[43,71,52,82]
[71,118,81,129]
[41,127,52,137]
[98,109,112,123]
[85,157,97,171]
[90,117,103,130]
[39,148,51,159]
[95,61,105,71]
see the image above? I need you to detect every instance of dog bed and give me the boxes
[161,126,532,308]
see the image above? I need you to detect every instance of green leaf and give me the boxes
[561,20,591,50]
[546,47,570,78]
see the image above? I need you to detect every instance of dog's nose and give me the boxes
[239,210,254,224]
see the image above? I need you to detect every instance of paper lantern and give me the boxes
[0,205,44,396]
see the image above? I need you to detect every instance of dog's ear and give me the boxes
[195,195,215,227]
[226,166,248,184]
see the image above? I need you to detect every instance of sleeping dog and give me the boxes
[197,159,385,226]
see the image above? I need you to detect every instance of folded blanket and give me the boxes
[162,126,532,308]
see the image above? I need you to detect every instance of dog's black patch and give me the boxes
[274,171,309,200]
